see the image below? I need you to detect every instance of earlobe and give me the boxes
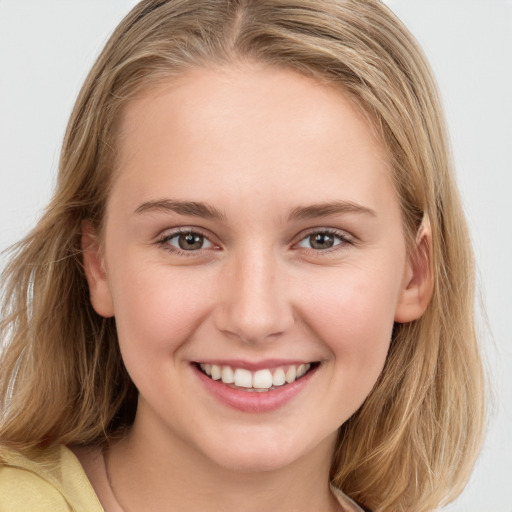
[394,221,433,323]
[81,221,115,318]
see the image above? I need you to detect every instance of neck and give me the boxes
[106,412,339,512]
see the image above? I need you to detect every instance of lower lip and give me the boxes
[193,365,318,413]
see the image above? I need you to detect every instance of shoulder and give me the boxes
[0,444,103,512]
[0,462,71,512]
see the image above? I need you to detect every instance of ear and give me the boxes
[81,221,114,318]
[394,220,433,323]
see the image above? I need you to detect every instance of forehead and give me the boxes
[111,63,395,218]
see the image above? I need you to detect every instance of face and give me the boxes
[84,63,427,473]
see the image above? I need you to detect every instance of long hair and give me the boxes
[0,1,484,510]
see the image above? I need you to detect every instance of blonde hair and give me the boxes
[0,1,484,510]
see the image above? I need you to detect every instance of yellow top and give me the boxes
[0,444,103,512]
[0,444,365,512]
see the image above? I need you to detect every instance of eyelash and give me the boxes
[156,228,217,257]
[294,228,353,254]
[156,227,353,256]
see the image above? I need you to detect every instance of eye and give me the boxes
[296,230,349,251]
[160,230,215,252]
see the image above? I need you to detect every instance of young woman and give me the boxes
[0,1,485,511]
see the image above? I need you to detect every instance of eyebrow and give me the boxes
[134,199,226,220]
[134,198,376,222]
[287,201,376,221]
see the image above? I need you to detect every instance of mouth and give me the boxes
[194,361,319,392]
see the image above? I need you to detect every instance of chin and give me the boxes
[189,432,292,472]
[197,431,323,474]
[213,450,298,474]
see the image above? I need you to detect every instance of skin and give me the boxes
[82,62,431,512]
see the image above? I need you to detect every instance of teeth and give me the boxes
[272,367,286,386]
[296,363,310,378]
[253,369,273,389]
[234,368,253,388]
[285,365,296,383]
[211,364,221,380]
[200,363,212,376]
[221,365,234,384]
[199,362,314,390]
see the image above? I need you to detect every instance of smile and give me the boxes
[196,362,317,392]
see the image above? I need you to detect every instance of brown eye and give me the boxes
[178,233,205,250]
[163,231,214,252]
[296,230,348,251]
[309,233,335,249]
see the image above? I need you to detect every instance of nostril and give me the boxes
[213,270,294,343]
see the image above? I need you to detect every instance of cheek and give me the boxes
[298,262,401,378]
[108,259,213,360]
[296,268,399,422]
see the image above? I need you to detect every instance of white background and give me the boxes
[0,1,511,510]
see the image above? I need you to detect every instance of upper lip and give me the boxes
[192,359,318,371]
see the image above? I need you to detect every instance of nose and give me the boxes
[214,248,294,344]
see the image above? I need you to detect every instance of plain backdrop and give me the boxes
[1,1,511,510]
